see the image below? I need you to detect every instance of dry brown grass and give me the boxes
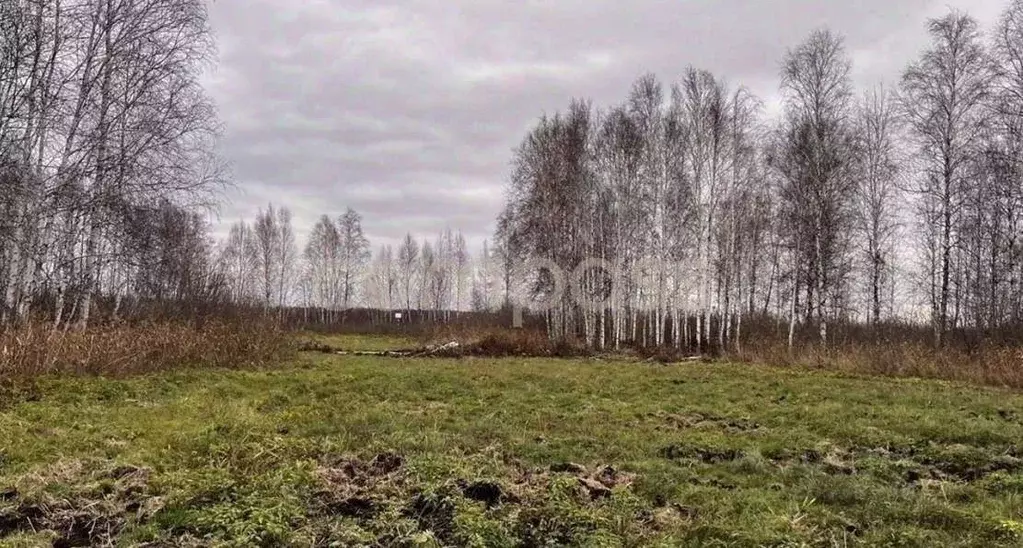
[423,321,1023,389]
[0,320,294,379]
[420,326,591,358]
[735,340,1023,389]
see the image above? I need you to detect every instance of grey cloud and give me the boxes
[204,0,1006,250]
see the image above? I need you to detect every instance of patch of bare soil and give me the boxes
[456,479,506,508]
[0,461,160,547]
[861,443,1023,483]
[401,491,458,544]
[500,461,637,504]
[766,442,1023,485]
[659,444,746,464]
[313,452,407,521]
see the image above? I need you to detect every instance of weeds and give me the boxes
[736,340,1023,390]
[414,324,1023,390]
[420,327,591,358]
[0,321,293,379]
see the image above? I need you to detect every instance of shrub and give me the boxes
[420,326,591,358]
[0,320,294,379]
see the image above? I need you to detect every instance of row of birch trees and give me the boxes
[219,204,499,320]
[368,229,474,316]
[0,0,223,328]
[497,2,1023,349]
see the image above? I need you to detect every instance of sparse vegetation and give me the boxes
[0,321,292,380]
[398,325,1023,390]
[736,339,1023,390]
[2,341,1023,546]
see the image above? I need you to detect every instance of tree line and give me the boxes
[219,205,513,323]
[497,2,1023,350]
[9,0,1023,355]
[0,0,222,328]
[0,0,507,329]
[0,1,518,330]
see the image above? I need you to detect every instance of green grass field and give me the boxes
[2,340,1023,546]
[300,333,421,353]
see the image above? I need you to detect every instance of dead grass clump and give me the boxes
[466,330,590,358]
[0,460,160,546]
[419,327,591,358]
[733,340,1023,390]
[505,461,637,505]
[313,452,408,521]
[0,320,294,379]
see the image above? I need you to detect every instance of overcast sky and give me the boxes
[202,0,1006,251]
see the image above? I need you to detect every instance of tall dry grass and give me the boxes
[734,340,1023,389]
[419,320,1023,389]
[420,325,591,357]
[0,320,294,379]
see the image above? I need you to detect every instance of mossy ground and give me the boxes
[2,338,1023,546]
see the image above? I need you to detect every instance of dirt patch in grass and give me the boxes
[500,460,639,503]
[0,461,160,547]
[764,442,1023,487]
[457,479,505,508]
[660,444,746,464]
[858,443,1023,483]
[308,450,644,545]
[313,452,407,521]
[402,491,459,543]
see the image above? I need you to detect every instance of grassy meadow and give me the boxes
[1,334,1022,546]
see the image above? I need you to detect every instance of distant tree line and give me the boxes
[497,2,1023,350]
[219,205,513,324]
[0,0,502,330]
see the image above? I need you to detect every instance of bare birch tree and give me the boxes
[900,10,993,345]
[775,28,857,346]
[398,233,419,314]
[853,85,902,325]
